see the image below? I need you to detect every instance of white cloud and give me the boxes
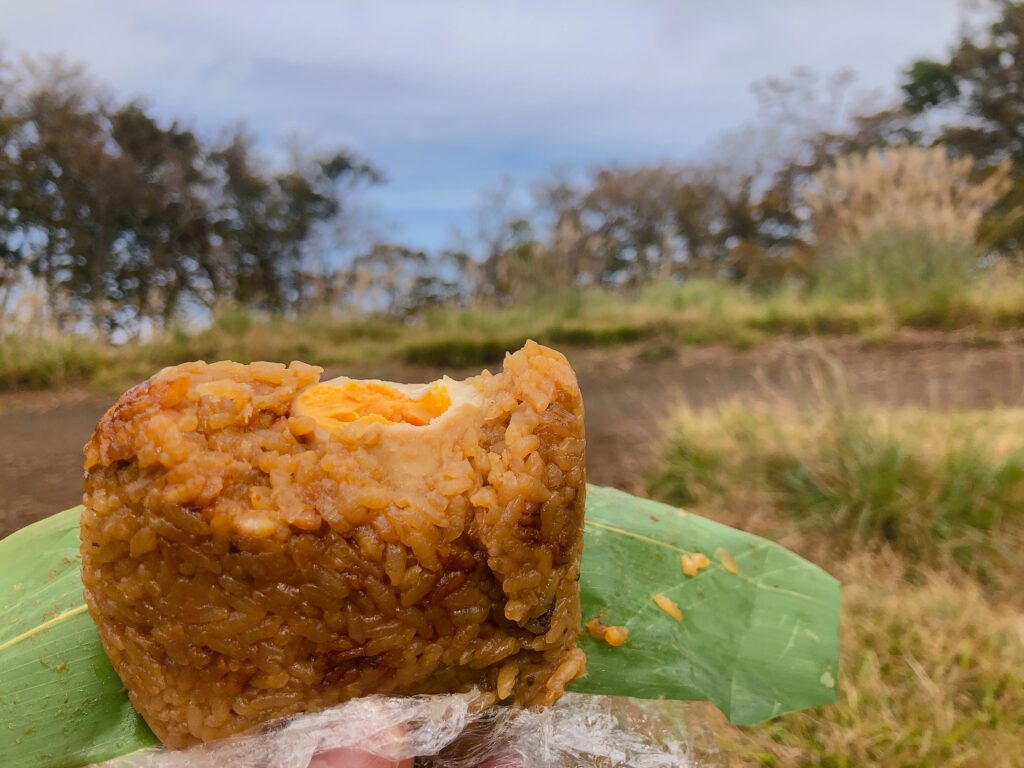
[1,0,964,246]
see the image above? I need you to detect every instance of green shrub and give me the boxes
[812,228,979,308]
[649,402,1024,569]
[402,336,528,367]
[636,342,676,361]
[647,420,726,506]
[0,334,107,390]
[639,278,740,312]
[543,323,655,346]
[212,307,253,336]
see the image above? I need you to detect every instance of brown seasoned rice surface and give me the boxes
[81,341,586,748]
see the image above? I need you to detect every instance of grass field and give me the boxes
[648,397,1024,766]
[4,268,1024,393]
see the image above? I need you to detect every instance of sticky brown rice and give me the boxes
[81,341,586,748]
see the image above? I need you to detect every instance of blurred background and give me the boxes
[1,1,1022,764]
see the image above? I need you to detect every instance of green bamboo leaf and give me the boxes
[0,507,158,768]
[0,488,839,767]
[570,486,840,723]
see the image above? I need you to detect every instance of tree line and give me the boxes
[469,0,1024,303]
[0,58,379,336]
[2,0,1022,336]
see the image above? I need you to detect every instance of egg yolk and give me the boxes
[294,380,451,428]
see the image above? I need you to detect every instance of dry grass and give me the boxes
[805,146,1010,246]
[805,147,1011,308]
[4,265,1024,393]
[649,399,1024,766]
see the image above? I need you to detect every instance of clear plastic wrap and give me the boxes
[95,693,722,768]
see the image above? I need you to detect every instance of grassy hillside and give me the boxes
[5,269,1024,393]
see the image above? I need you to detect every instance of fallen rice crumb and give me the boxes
[680,552,711,577]
[715,547,740,574]
[681,555,697,577]
[603,625,629,647]
[585,617,629,647]
[585,617,606,640]
[653,594,682,622]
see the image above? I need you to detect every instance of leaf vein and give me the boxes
[587,520,695,555]
[0,603,89,654]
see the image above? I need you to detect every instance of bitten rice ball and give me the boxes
[81,341,586,748]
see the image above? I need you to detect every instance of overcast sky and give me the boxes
[2,0,965,250]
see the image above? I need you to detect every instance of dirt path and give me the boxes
[4,335,1024,538]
